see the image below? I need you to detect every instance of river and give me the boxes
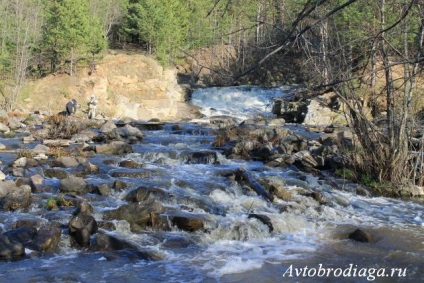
[0,86,423,282]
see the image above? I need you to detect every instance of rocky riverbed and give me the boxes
[0,98,423,281]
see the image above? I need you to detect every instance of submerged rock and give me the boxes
[91,233,164,260]
[348,228,374,243]
[103,200,168,232]
[172,216,205,232]
[0,235,25,259]
[248,214,274,232]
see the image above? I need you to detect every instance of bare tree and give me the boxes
[0,0,43,110]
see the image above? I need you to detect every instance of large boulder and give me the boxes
[69,213,98,248]
[108,124,143,143]
[103,200,169,232]
[100,120,117,133]
[29,224,61,252]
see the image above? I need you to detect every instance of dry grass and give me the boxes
[45,114,84,139]
[17,149,33,159]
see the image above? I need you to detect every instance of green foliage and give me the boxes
[41,0,106,71]
[46,198,59,210]
[122,0,190,65]
[335,168,357,180]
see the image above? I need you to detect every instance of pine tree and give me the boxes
[122,0,189,65]
[41,0,106,75]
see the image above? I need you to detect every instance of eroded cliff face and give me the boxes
[20,51,200,121]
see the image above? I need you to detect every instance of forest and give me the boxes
[0,0,423,188]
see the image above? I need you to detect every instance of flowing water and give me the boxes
[0,86,423,282]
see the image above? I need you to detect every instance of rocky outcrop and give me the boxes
[22,53,201,121]
[272,90,346,126]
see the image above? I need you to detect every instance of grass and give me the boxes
[46,198,58,210]
[17,149,33,159]
[45,114,84,139]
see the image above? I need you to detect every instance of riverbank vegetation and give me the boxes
[0,0,423,190]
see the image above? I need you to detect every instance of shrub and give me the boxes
[45,114,84,139]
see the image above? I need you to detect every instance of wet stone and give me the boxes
[348,228,374,243]
[172,216,205,232]
[125,187,151,202]
[29,224,61,252]
[111,171,152,178]
[59,176,88,195]
[69,213,98,248]
[1,185,32,211]
[0,235,25,259]
[118,159,141,168]
[44,168,69,179]
[94,184,110,196]
[113,180,129,190]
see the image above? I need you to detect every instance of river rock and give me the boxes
[103,200,168,232]
[293,150,318,169]
[348,228,374,243]
[29,224,61,252]
[0,185,32,211]
[91,233,164,261]
[54,156,80,167]
[108,124,143,143]
[210,115,239,128]
[44,168,69,179]
[125,187,151,202]
[172,216,205,232]
[95,141,133,155]
[0,171,5,181]
[32,144,50,154]
[396,185,424,197]
[59,176,88,195]
[8,117,26,130]
[113,180,129,190]
[3,226,37,247]
[248,214,274,232]
[0,122,10,133]
[271,185,293,201]
[0,235,25,259]
[13,157,28,168]
[69,213,98,247]
[111,171,152,178]
[118,159,141,168]
[15,176,41,193]
[74,201,94,216]
[0,180,18,198]
[100,120,117,133]
[182,151,218,164]
[93,184,110,196]
[15,218,45,229]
